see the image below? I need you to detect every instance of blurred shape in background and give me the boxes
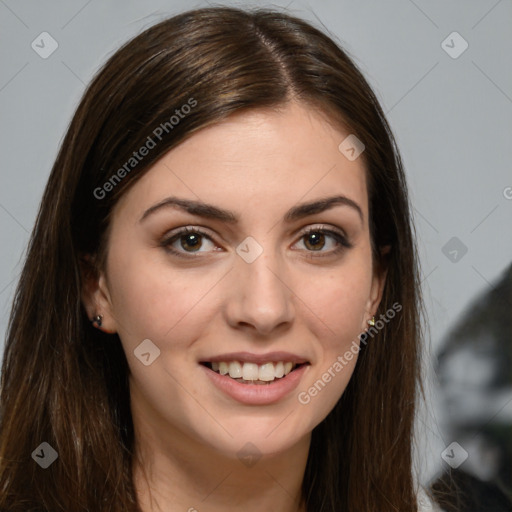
[430,262,512,511]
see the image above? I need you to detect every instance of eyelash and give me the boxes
[160,225,353,260]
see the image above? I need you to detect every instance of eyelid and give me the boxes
[163,225,216,240]
[296,223,347,238]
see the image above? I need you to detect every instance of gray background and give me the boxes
[1,0,511,488]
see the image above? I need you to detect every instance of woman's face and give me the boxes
[85,101,386,460]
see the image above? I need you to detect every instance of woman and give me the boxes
[0,6,438,511]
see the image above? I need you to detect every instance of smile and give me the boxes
[202,361,304,384]
[199,352,310,405]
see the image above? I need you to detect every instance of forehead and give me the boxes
[114,101,369,225]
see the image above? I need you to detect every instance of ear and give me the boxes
[362,245,391,330]
[80,254,118,334]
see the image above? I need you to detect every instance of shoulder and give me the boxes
[417,486,445,512]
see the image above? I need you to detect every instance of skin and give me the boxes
[82,101,387,511]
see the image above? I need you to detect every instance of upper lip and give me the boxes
[200,351,309,365]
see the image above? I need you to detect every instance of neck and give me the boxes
[132,418,310,512]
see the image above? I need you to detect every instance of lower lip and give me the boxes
[201,364,308,405]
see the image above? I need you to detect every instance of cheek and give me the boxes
[295,255,372,412]
[296,271,368,425]
[106,252,220,351]
[306,264,372,343]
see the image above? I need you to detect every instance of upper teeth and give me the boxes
[211,361,295,381]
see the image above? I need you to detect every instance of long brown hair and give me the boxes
[0,6,424,511]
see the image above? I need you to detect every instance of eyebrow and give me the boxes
[139,194,363,225]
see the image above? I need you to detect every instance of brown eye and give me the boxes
[303,232,326,251]
[179,232,203,252]
[294,227,353,257]
[161,227,219,258]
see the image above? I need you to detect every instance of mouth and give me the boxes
[200,360,309,385]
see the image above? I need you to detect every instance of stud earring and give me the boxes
[92,315,103,328]
[368,316,375,327]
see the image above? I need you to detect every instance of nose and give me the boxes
[224,248,295,336]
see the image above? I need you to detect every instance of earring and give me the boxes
[368,316,375,327]
[92,315,103,328]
